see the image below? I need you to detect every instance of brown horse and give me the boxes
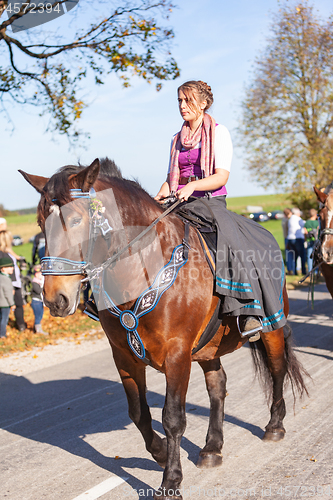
[20,159,308,500]
[314,186,333,298]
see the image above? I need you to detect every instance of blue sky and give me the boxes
[1,0,333,210]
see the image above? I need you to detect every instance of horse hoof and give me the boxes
[263,429,285,442]
[196,453,223,468]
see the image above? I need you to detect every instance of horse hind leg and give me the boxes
[253,325,308,442]
[250,328,287,441]
[196,358,226,468]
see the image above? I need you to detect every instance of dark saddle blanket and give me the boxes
[176,200,221,353]
[175,196,287,335]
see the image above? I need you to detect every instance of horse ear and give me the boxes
[314,186,327,204]
[18,170,49,194]
[69,158,100,192]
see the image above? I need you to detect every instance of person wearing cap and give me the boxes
[31,265,48,335]
[0,256,15,338]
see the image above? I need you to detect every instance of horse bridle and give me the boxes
[319,228,333,238]
[299,204,333,284]
[41,187,113,279]
[41,188,182,281]
[317,199,333,249]
[309,202,333,268]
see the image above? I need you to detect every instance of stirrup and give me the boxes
[236,316,263,342]
[84,299,100,322]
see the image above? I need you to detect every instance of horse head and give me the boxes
[20,158,166,318]
[19,159,100,317]
[314,185,333,265]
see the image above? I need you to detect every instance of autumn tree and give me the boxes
[0,0,180,141]
[238,1,333,209]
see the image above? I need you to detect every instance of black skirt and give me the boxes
[178,196,286,333]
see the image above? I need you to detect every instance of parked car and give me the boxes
[249,212,269,222]
[268,210,284,220]
[12,235,24,246]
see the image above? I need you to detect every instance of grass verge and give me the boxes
[227,193,290,214]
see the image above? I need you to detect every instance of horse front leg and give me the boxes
[196,358,226,468]
[112,346,167,467]
[155,349,191,500]
[260,328,287,441]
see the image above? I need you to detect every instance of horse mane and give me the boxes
[37,157,159,227]
[99,157,123,180]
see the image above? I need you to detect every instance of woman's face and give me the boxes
[178,89,205,122]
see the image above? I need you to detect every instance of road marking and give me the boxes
[71,476,128,500]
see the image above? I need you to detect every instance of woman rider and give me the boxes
[155,80,286,341]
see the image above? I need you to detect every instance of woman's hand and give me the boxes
[176,183,195,201]
[154,181,170,204]
[176,169,230,201]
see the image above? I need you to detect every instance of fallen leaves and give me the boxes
[0,303,102,357]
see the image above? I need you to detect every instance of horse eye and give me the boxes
[70,217,82,227]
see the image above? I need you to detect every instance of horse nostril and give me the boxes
[58,293,69,310]
[322,247,333,263]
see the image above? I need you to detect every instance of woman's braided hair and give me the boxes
[178,80,214,112]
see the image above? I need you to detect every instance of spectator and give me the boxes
[31,265,48,335]
[286,208,306,275]
[0,256,15,338]
[0,217,7,232]
[304,209,319,273]
[0,222,27,331]
[282,208,293,274]
[32,231,46,265]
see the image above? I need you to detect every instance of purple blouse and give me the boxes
[177,147,227,197]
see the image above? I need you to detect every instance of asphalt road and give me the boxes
[0,284,332,500]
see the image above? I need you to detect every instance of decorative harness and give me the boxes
[101,239,189,363]
[41,188,190,363]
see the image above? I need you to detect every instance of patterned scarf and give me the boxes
[169,113,216,193]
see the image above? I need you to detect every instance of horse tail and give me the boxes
[249,322,310,404]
